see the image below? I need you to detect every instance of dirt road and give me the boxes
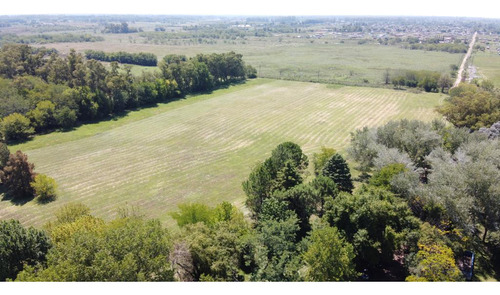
[454,31,478,87]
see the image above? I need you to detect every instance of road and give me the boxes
[454,31,478,88]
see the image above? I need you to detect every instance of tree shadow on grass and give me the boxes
[0,185,34,206]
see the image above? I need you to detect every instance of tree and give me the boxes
[406,243,462,282]
[0,113,34,142]
[303,226,358,281]
[251,205,302,282]
[369,163,407,190]
[54,106,77,129]
[383,68,390,85]
[52,203,91,225]
[0,150,36,199]
[324,186,420,269]
[170,203,216,227]
[179,218,251,281]
[347,127,378,174]
[0,219,51,281]
[27,100,56,132]
[17,217,175,281]
[437,84,500,130]
[309,175,339,217]
[438,74,452,93]
[427,145,500,242]
[31,174,58,203]
[243,142,308,217]
[312,146,336,176]
[0,142,9,169]
[322,153,353,193]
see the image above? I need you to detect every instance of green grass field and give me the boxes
[473,52,500,87]
[470,34,500,87]
[41,35,463,86]
[0,79,445,228]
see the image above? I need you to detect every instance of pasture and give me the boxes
[473,52,500,87]
[40,34,462,86]
[0,79,445,228]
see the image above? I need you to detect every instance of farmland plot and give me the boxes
[0,79,445,227]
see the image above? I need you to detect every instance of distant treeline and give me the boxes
[85,50,157,66]
[102,22,141,34]
[0,33,104,45]
[0,44,256,142]
[404,43,467,53]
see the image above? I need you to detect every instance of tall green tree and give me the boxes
[324,186,420,269]
[303,226,358,281]
[322,153,353,193]
[243,142,308,217]
[251,199,302,281]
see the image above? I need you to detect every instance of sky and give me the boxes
[0,0,499,19]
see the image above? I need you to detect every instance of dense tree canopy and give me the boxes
[17,216,174,281]
[0,219,51,281]
[438,84,500,130]
[303,225,358,281]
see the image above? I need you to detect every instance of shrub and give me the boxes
[31,174,58,203]
[0,113,34,142]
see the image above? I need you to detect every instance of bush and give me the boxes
[0,113,34,142]
[31,174,58,203]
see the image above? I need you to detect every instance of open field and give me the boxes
[472,52,500,87]
[41,35,463,86]
[470,34,500,86]
[0,79,445,228]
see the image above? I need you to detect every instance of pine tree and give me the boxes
[322,153,354,193]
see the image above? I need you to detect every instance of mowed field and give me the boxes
[0,79,445,228]
[41,35,463,86]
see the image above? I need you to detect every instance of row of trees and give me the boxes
[0,34,104,45]
[404,43,468,53]
[0,44,256,142]
[159,52,257,94]
[390,70,452,93]
[102,22,140,34]
[85,50,157,66]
